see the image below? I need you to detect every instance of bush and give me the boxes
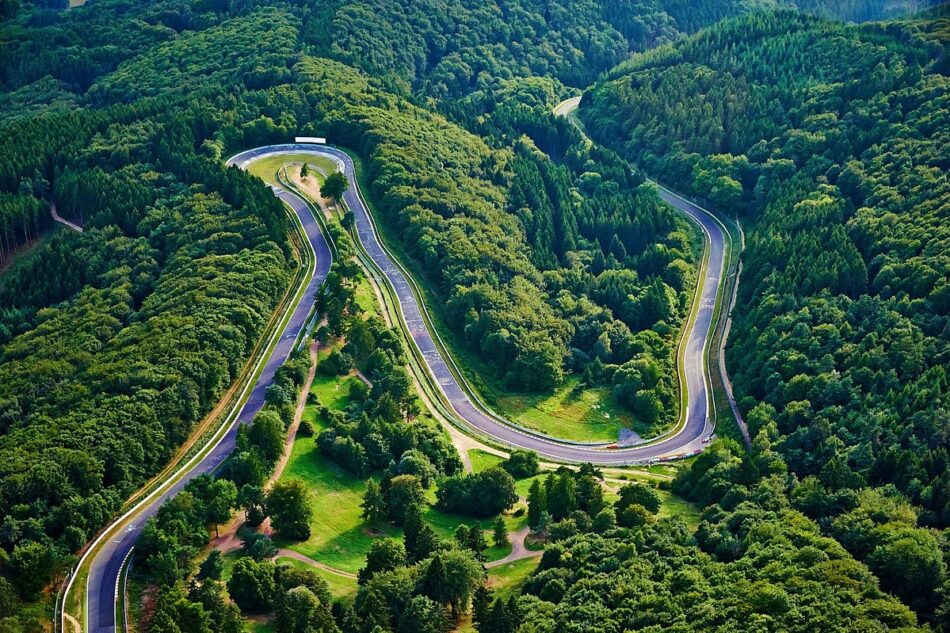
[435,467,518,518]
[502,450,539,479]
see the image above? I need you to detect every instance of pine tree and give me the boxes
[492,517,507,548]
[547,472,577,521]
[420,555,450,606]
[361,479,387,530]
[403,502,423,557]
[472,585,493,630]
[454,524,471,548]
[527,479,546,530]
[468,524,487,561]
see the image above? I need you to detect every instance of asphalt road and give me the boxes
[80,137,726,629]
[80,157,332,633]
[244,144,725,464]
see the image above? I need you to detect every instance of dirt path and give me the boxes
[274,549,358,579]
[485,527,541,568]
[64,612,81,633]
[271,339,320,483]
[354,369,372,388]
[51,200,83,232]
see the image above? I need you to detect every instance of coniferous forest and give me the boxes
[0,0,947,631]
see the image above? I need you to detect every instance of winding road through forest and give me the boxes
[67,155,333,633]
[71,126,732,630]
[242,143,726,464]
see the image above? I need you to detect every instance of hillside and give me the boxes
[581,8,949,621]
[0,0,947,631]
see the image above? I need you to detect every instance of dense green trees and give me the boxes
[0,12,298,607]
[470,443,923,632]
[266,479,313,541]
[436,468,519,518]
[1,0,946,627]
[583,8,950,623]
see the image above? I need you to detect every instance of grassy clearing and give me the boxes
[246,153,336,186]
[275,556,358,602]
[247,616,277,633]
[278,426,527,574]
[494,376,638,442]
[656,490,701,529]
[468,449,504,473]
[456,557,542,633]
[278,432,395,574]
[487,557,540,600]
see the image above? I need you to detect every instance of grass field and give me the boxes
[275,556,358,602]
[277,426,526,574]
[246,153,336,186]
[467,449,504,473]
[494,376,639,442]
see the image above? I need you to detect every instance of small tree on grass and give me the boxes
[404,503,441,562]
[228,558,276,613]
[614,483,661,515]
[468,525,487,561]
[454,525,470,549]
[300,162,309,179]
[362,479,387,530]
[387,475,426,525]
[358,538,406,585]
[320,171,348,204]
[492,517,507,548]
[197,550,223,581]
[527,479,546,530]
[266,480,312,541]
[205,479,237,537]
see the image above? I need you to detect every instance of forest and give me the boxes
[581,6,949,625]
[0,0,947,630]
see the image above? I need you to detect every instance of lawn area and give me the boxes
[487,557,540,600]
[656,489,701,529]
[275,556,358,603]
[279,430,528,573]
[278,433,397,574]
[455,557,541,633]
[494,375,639,442]
[245,153,337,186]
[468,449,504,473]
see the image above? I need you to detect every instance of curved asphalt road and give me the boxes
[240,144,725,464]
[77,137,726,630]
[79,157,332,633]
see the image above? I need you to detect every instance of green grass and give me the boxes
[280,429,527,573]
[487,557,540,600]
[457,557,541,633]
[468,449,504,473]
[278,433,396,574]
[352,274,381,319]
[656,489,701,529]
[245,153,336,186]
[494,376,639,442]
[275,556,358,603]
[247,616,277,633]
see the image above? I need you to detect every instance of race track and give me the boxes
[77,159,333,633]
